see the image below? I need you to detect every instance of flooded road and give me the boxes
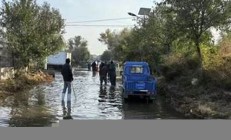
[0,70,185,127]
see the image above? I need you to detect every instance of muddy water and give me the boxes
[0,70,185,127]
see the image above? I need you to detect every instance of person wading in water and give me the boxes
[61,58,74,101]
[108,60,116,87]
[99,62,108,85]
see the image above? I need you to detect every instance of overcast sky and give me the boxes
[36,0,157,55]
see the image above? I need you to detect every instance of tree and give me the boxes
[35,2,65,58]
[164,0,231,64]
[99,28,131,61]
[0,0,65,68]
[72,46,90,66]
[68,36,90,66]
[68,36,87,52]
[98,29,116,51]
[100,50,112,62]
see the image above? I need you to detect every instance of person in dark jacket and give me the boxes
[91,61,97,72]
[88,62,91,71]
[99,62,108,85]
[61,58,73,101]
[108,60,116,86]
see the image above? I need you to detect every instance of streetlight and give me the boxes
[128,12,142,21]
[128,8,151,61]
[128,12,138,17]
[138,8,151,16]
[128,8,151,17]
[128,8,151,26]
[128,11,143,61]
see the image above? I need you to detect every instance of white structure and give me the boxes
[45,51,71,70]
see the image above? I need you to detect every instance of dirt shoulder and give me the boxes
[159,77,231,119]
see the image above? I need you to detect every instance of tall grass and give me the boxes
[1,71,53,93]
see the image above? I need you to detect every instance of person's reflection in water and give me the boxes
[109,85,115,93]
[92,71,97,77]
[108,85,116,102]
[99,85,107,98]
[61,100,73,120]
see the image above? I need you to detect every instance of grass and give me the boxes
[0,70,54,98]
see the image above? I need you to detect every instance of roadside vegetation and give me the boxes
[0,70,53,99]
[98,0,231,118]
[0,0,66,69]
[0,0,64,98]
[0,0,90,98]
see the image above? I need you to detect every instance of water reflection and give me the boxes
[99,85,107,99]
[109,86,116,98]
[8,104,55,127]
[92,71,97,77]
[97,84,122,119]
[13,92,30,107]
[122,100,159,119]
[109,86,115,93]
[98,85,117,103]
[0,70,187,127]
[62,100,73,120]
[122,97,185,119]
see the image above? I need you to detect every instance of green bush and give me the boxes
[201,44,231,89]
[161,53,200,82]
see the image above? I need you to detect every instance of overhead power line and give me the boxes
[66,17,133,23]
[65,24,134,27]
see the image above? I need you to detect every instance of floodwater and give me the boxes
[0,69,185,127]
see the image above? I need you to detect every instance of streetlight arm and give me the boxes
[128,12,142,20]
[128,12,137,17]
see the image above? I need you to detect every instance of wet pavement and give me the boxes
[0,70,185,127]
